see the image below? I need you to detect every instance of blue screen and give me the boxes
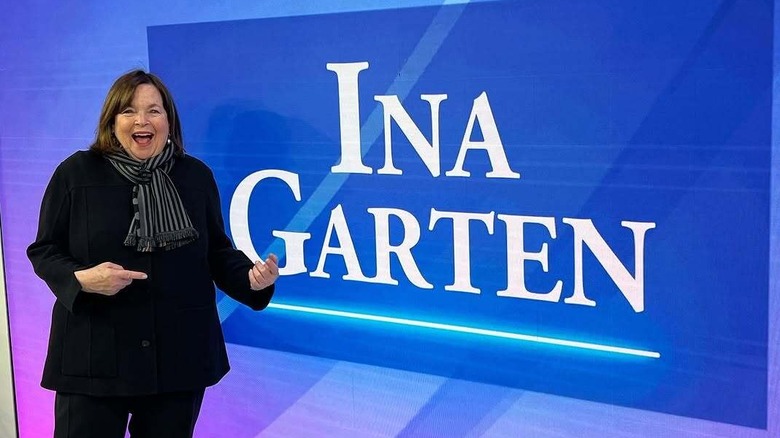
[149,0,771,428]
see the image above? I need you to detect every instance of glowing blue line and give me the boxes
[267,303,662,359]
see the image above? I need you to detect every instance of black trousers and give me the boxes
[54,389,205,438]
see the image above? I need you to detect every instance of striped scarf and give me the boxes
[106,145,199,252]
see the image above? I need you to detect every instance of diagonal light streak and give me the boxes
[219,2,469,321]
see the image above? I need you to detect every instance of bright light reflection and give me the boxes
[267,303,661,359]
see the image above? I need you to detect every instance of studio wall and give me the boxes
[1,1,777,436]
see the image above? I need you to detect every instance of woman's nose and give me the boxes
[134,113,149,126]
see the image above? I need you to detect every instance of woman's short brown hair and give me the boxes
[90,70,185,156]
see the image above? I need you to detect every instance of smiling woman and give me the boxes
[26,70,280,438]
[92,71,184,161]
[113,84,170,161]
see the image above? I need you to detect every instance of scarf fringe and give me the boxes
[124,228,200,252]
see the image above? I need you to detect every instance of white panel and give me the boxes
[0,221,19,438]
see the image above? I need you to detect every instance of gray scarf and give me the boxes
[105,144,198,252]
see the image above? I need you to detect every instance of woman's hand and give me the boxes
[74,262,148,296]
[249,254,279,291]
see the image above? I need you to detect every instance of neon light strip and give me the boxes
[267,303,661,359]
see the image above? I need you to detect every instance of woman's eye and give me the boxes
[120,108,135,115]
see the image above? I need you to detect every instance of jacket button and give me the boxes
[141,340,151,347]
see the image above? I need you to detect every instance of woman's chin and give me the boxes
[125,144,162,160]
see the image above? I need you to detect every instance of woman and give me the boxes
[27,70,279,437]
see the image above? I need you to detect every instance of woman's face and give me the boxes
[114,83,170,161]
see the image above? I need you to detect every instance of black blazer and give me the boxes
[27,150,273,396]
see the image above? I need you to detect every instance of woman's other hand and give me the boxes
[74,262,148,296]
[249,254,279,291]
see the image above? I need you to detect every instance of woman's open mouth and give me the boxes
[132,132,154,146]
